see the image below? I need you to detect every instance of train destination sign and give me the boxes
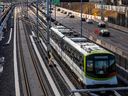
[52,0,89,5]
[59,0,89,2]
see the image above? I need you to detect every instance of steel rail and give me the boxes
[17,5,49,96]
[17,16,31,96]
[31,22,70,96]
[22,17,52,96]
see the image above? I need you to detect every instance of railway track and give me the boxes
[33,33,71,96]
[16,6,54,96]
[23,21,51,96]
[22,12,63,96]
[17,17,31,96]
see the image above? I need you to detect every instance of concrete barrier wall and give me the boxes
[108,23,128,33]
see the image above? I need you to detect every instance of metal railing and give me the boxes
[95,4,128,13]
[0,7,13,41]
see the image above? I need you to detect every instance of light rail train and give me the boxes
[50,25,118,87]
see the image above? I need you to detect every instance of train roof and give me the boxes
[51,27,87,54]
[58,29,71,33]
[77,42,105,53]
[53,26,81,38]
[70,37,88,42]
[62,36,88,54]
[51,26,111,55]
[55,25,66,29]
[51,27,65,38]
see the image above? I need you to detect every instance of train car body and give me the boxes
[50,26,117,86]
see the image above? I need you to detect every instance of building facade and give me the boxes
[106,0,128,5]
[90,0,128,5]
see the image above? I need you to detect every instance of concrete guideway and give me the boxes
[13,7,21,96]
[6,28,12,44]
[30,35,61,96]
[19,20,44,96]
[14,6,61,96]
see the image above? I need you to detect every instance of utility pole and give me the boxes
[26,0,28,18]
[125,7,128,27]
[80,0,83,37]
[50,0,52,26]
[100,0,104,21]
[46,0,51,58]
[55,5,56,21]
[36,0,39,38]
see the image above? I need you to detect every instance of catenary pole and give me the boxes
[36,0,39,38]
[80,0,83,37]
[46,0,51,58]
[100,0,104,21]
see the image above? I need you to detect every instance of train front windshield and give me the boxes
[94,55,115,74]
[86,54,116,78]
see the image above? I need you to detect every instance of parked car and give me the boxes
[64,11,67,14]
[50,7,54,10]
[69,14,75,18]
[98,21,106,28]
[86,19,93,24]
[94,29,110,37]
[81,18,86,21]
[67,12,72,16]
[56,25,66,29]
[61,10,64,13]
[57,8,60,11]
[99,29,110,37]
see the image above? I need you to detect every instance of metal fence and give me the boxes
[95,4,128,27]
[95,4,127,13]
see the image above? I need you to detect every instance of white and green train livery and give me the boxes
[50,26,117,86]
